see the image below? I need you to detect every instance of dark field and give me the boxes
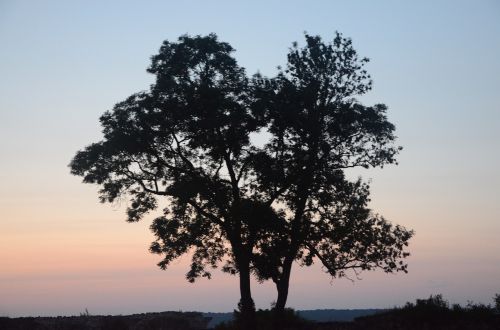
[2,296,500,330]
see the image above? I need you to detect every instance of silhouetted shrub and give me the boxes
[216,308,311,330]
[494,293,500,313]
[354,294,500,330]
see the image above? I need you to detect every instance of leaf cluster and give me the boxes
[70,32,413,285]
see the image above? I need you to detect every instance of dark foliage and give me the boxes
[494,293,500,312]
[216,308,311,330]
[211,294,500,329]
[70,32,413,319]
[70,34,266,318]
[248,32,413,311]
[353,294,500,330]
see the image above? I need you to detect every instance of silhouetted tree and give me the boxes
[247,33,413,313]
[70,32,413,323]
[70,34,274,325]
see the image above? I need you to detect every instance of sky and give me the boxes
[1,0,500,317]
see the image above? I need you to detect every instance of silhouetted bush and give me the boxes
[494,293,500,313]
[215,308,311,330]
[354,294,500,330]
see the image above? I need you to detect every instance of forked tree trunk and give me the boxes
[274,256,293,313]
[272,255,295,330]
[274,190,309,314]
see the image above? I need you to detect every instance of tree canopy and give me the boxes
[70,34,268,318]
[246,33,412,311]
[70,32,413,322]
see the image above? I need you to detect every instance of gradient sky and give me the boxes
[1,0,500,317]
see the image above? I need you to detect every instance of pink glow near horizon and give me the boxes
[1,0,500,317]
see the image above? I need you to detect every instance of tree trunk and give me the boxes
[274,188,309,314]
[234,248,256,329]
[238,260,255,314]
[274,256,293,313]
[272,256,294,330]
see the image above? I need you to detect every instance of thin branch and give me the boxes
[186,199,225,227]
[223,151,240,202]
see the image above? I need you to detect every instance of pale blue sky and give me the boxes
[1,0,499,317]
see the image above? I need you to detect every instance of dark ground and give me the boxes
[2,307,499,330]
[0,311,210,330]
